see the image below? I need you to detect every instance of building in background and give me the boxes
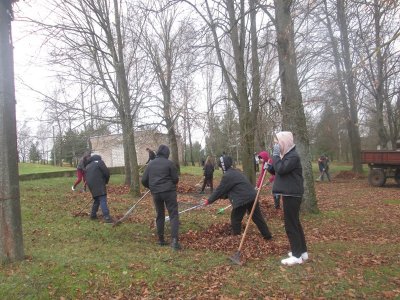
[90,130,182,167]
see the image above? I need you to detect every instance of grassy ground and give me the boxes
[1,163,398,299]
[18,163,74,175]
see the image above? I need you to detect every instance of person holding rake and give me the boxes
[141,144,181,250]
[256,150,281,209]
[203,155,272,241]
[271,131,308,266]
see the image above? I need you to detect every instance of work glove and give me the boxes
[254,186,259,191]
[272,143,281,157]
[203,199,210,206]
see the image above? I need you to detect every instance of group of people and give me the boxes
[72,147,159,223]
[72,131,308,266]
[205,131,308,266]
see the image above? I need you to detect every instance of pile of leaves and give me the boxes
[334,170,365,179]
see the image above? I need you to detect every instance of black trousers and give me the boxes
[230,201,271,238]
[282,196,307,258]
[152,191,179,240]
[201,177,213,192]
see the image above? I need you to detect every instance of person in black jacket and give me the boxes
[85,154,113,223]
[199,156,215,194]
[145,148,156,164]
[204,156,272,240]
[271,131,308,266]
[141,145,181,250]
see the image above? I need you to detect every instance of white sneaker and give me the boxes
[71,186,75,191]
[288,251,309,261]
[281,256,303,266]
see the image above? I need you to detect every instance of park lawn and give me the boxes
[18,162,74,175]
[1,165,399,299]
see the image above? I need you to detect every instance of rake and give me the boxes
[229,169,268,265]
[72,199,92,217]
[217,204,232,214]
[113,190,150,227]
[165,203,204,222]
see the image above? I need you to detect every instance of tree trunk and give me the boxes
[226,0,256,184]
[337,0,363,173]
[164,90,181,173]
[373,0,389,149]
[114,0,140,195]
[0,0,24,263]
[274,0,318,213]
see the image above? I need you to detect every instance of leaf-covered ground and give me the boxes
[64,172,400,299]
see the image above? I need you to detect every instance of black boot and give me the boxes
[171,238,182,251]
[158,235,168,246]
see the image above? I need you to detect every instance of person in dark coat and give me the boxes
[85,154,113,223]
[217,151,227,173]
[199,156,215,194]
[145,148,156,164]
[72,150,91,191]
[141,145,181,250]
[204,156,272,240]
[317,154,331,182]
[271,131,308,266]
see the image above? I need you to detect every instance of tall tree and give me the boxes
[37,0,150,195]
[354,0,400,149]
[320,0,363,172]
[180,0,263,184]
[273,0,318,213]
[0,0,24,263]
[142,3,197,173]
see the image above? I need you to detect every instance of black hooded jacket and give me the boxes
[272,147,304,197]
[141,145,179,194]
[85,155,110,197]
[208,156,256,208]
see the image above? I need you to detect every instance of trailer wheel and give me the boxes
[395,169,400,186]
[368,169,386,187]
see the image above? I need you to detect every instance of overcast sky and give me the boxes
[13,1,50,131]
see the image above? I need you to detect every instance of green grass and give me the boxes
[2,162,398,299]
[19,162,74,175]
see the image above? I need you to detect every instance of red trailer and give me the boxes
[361,150,400,186]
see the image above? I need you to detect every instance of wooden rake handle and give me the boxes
[237,169,268,252]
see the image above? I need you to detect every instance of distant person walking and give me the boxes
[199,156,215,194]
[85,154,113,223]
[72,151,91,191]
[217,151,227,173]
[317,154,331,182]
[145,148,156,164]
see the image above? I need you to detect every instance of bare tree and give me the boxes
[177,0,265,183]
[354,0,400,149]
[273,0,318,213]
[34,0,151,194]
[0,0,24,263]
[17,121,33,163]
[141,2,199,173]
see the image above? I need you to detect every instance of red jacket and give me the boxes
[256,151,275,188]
